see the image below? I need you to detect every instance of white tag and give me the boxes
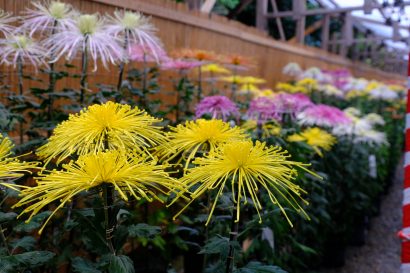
[261,227,274,251]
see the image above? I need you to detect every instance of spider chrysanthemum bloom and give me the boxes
[20,1,76,36]
[172,140,314,226]
[106,10,162,60]
[195,96,239,121]
[15,150,181,234]
[156,119,247,168]
[44,13,123,70]
[37,101,165,165]
[200,63,231,74]
[0,10,16,37]
[297,104,351,128]
[0,34,47,69]
[287,127,337,157]
[0,135,38,190]
[247,97,278,124]
[272,93,313,119]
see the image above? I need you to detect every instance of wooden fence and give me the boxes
[0,0,406,91]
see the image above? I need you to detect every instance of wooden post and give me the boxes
[321,14,330,50]
[200,0,217,13]
[270,0,285,40]
[256,0,268,32]
[293,0,306,44]
[187,0,202,10]
[340,12,353,57]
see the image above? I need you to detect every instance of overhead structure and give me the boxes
[189,0,410,75]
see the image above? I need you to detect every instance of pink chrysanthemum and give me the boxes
[130,44,169,63]
[272,93,313,117]
[322,69,351,90]
[195,96,239,121]
[19,1,76,36]
[247,97,278,124]
[105,10,163,61]
[297,104,351,128]
[43,13,123,70]
[0,10,16,37]
[0,34,47,69]
[160,59,203,71]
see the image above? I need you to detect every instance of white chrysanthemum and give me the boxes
[0,34,47,68]
[44,13,123,70]
[106,10,162,60]
[369,85,398,100]
[318,84,344,97]
[19,1,77,36]
[364,113,385,126]
[282,62,302,77]
[343,107,361,119]
[343,78,368,92]
[354,129,388,146]
[332,118,372,137]
[299,67,324,82]
[0,10,16,37]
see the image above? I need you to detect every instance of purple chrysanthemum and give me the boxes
[130,44,169,63]
[160,59,202,71]
[0,10,16,37]
[19,1,76,37]
[297,104,351,128]
[272,93,313,117]
[43,13,123,70]
[247,97,278,124]
[195,96,239,121]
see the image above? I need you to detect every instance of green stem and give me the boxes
[202,193,212,272]
[230,67,238,101]
[80,36,89,106]
[103,184,116,255]
[0,224,11,255]
[116,30,129,99]
[47,20,58,137]
[225,206,239,273]
[17,55,24,144]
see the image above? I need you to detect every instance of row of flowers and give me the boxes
[0,1,405,273]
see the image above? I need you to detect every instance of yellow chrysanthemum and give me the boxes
[0,135,37,190]
[241,120,281,138]
[296,78,318,91]
[275,82,307,94]
[37,101,165,165]
[171,140,316,226]
[238,83,260,95]
[240,76,266,85]
[287,127,336,157]
[345,89,367,99]
[15,150,181,234]
[201,63,231,74]
[256,88,275,97]
[156,119,247,169]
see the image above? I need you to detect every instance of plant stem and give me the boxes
[47,20,58,137]
[116,30,129,99]
[80,36,89,106]
[103,184,116,255]
[0,224,11,255]
[202,192,212,272]
[230,67,238,101]
[17,55,24,144]
[140,54,148,109]
[225,206,239,273]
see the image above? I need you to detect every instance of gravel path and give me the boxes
[321,164,402,273]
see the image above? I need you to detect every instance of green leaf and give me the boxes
[128,223,161,239]
[14,250,55,266]
[108,255,135,273]
[0,212,17,223]
[72,256,102,273]
[14,211,51,233]
[10,236,36,252]
[235,261,287,273]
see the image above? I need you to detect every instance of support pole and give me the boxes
[399,52,410,273]
[293,0,306,44]
[256,0,268,32]
[321,14,330,50]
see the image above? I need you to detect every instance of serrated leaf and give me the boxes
[72,256,101,273]
[14,211,51,233]
[108,255,134,273]
[0,212,17,223]
[12,250,55,267]
[235,261,287,273]
[10,236,36,252]
[128,223,161,239]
